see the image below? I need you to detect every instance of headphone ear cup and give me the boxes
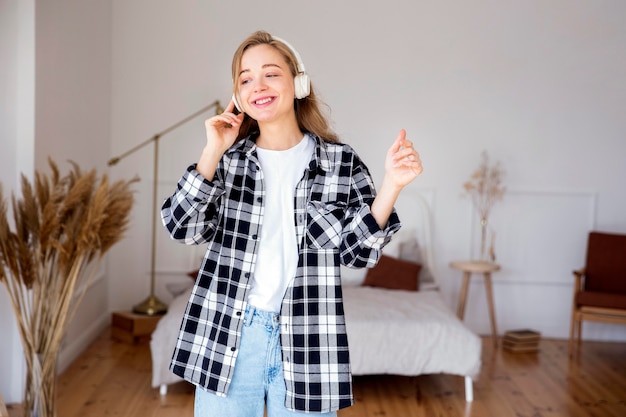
[294,74,310,99]
[232,93,242,112]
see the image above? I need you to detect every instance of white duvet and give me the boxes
[151,285,481,389]
[150,285,191,389]
[342,286,481,379]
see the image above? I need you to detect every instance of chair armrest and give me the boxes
[572,268,585,292]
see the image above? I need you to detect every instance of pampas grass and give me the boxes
[0,158,137,417]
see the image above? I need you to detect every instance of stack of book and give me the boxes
[503,329,541,353]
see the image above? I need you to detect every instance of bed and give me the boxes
[150,191,482,401]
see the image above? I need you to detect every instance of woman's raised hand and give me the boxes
[197,99,244,180]
[384,129,423,189]
[204,99,244,154]
[370,129,423,229]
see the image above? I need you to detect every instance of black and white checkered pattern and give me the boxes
[161,134,400,413]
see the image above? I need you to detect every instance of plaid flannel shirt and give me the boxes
[161,133,400,413]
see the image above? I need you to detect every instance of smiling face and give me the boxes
[235,44,297,125]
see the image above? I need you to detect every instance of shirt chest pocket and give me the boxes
[305,201,346,250]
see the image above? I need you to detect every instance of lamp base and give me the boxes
[132,294,168,316]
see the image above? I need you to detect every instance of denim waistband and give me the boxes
[244,304,280,327]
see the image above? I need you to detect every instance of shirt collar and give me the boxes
[227,132,336,174]
[311,134,334,174]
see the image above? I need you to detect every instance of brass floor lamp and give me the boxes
[108,100,224,315]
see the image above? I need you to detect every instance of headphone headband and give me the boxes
[272,36,306,75]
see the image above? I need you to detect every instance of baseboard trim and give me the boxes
[57,312,110,375]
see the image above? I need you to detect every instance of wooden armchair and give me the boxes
[569,231,626,356]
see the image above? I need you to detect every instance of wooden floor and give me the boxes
[7,327,626,417]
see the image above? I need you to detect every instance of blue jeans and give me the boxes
[194,305,338,417]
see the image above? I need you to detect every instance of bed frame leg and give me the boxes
[464,376,474,402]
[160,384,168,396]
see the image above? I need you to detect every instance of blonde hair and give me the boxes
[231,31,339,143]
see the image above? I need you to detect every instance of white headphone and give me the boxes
[232,36,310,112]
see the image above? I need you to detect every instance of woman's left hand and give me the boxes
[370,129,423,228]
[384,129,423,189]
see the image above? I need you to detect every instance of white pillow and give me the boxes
[340,265,367,286]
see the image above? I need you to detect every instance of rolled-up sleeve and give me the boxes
[161,165,225,244]
[339,153,401,267]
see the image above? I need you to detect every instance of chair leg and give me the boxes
[569,326,573,357]
[569,311,577,357]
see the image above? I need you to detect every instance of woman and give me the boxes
[161,30,422,417]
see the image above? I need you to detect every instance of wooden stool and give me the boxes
[450,260,501,346]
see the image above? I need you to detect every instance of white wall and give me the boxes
[108,0,626,342]
[34,0,114,372]
[0,0,35,403]
[0,0,113,402]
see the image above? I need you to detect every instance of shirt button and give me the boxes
[230,347,236,352]
[245,272,250,278]
[236,311,242,316]
[252,234,258,240]
[256,197,262,203]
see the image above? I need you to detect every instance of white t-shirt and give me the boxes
[247,134,315,312]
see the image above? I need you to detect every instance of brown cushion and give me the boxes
[585,232,626,294]
[362,255,422,291]
[575,291,626,310]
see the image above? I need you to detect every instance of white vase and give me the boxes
[479,217,488,261]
